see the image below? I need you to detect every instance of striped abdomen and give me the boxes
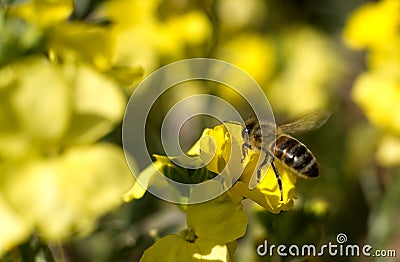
[272,135,319,178]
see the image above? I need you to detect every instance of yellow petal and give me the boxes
[187,193,248,243]
[140,235,195,262]
[232,154,297,213]
[0,133,31,161]
[192,239,228,261]
[122,162,161,202]
[268,27,341,116]
[48,22,116,71]
[10,58,70,143]
[191,122,297,213]
[198,123,243,177]
[352,72,400,135]
[99,0,211,74]
[164,11,212,46]
[0,192,32,256]
[3,144,133,241]
[11,0,72,27]
[3,160,71,240]
[376,135,400,167]
[57,144,134,237]
[63,63,126,144]
[366,35,400,77]
[106,66,144,87]
[343,0,400,50]
[140,233,229,262]
[215,34,275,84]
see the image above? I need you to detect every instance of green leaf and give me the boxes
[154,155,218,185]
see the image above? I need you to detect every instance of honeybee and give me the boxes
[241,112,331,200]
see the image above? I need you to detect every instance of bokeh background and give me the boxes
[1,0,400,261]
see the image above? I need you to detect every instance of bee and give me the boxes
[241,112,331,201]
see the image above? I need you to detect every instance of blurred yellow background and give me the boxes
[1,0,399,261]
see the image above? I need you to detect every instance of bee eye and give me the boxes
[241,127,249,139]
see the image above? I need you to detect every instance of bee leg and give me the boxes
[270,158,283,202]
[257,153,270,183]
[241,143,251,163]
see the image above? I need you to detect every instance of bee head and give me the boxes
[242,117,257,141]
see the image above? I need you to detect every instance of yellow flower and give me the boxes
[140,193,246,262]
[197,124,237,175]
[122,163,159,202]
[216,0,267,32]
[232,154,297,213]
[0,58,69,153]
[0,57,134,253]
[8,0,143,85]
[140,234,230,262]
[376,135,400,167]
[343,0,400,50]
[0,192,31,256]
[215,34,275,85]
[10,0,72,27]
[268,27,344,116]
[62,62,127,144]
[303,198,329,218]
[98,0,212,74]
[47,22,116,71]
[125,122,297,213]
[352,72,400,136]
[0,58,126,152]
[2,144,133,241]
[163,11,212,47]
[368,35,400,78]
[199,123,297,213]
[123,123,241,203]
[186,190,247,243]
[345,0,400,167]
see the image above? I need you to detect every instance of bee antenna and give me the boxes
[247,113,258,122]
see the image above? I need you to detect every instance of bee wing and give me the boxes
[276,112,331,135]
